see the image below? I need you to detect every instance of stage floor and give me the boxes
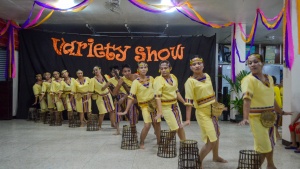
[0,120,298,169]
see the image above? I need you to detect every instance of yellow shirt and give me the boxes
[184,73,215,108]
[122,76,134,94]
[274,86,282,109]
[50,79,63,94]
[42,81,51,93]
[153,74,178,105]
[108,77,126,94]
[242,74,274,113]
[60,78,76,94]
[33,83,42,96]
[90,77,110,95]
[72,77,92,93]
[279,87,283,106]
[128,76,154,105]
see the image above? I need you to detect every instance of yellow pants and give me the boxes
[54,95,64,112]
[39,96,48,113]
[195,105,219,143]
[96,94,115,114]
[140,104,161,123]
[249,114,276,153]
[75,95,91,113]
[162,103,182,131]
[46,93,55,109]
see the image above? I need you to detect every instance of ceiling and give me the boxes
[0,0,284,44]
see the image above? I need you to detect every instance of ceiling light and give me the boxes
[54,0,76,10]
[160,0,179,13]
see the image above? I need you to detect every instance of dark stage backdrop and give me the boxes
[17,29,216,119]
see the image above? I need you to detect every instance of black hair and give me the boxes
[121,64,131,71]
[109,65,119,71]
[159,60,171,67]
[272,76,277,84]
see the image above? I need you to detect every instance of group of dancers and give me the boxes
[32,54,289,169]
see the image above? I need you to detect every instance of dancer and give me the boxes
[41,72,55,123]
[50,71,65,125]
[102,65,126,135]
[183,56,227,168]
[115,64,139,126]
[239,54,292,169]
[71,70,92,127]
[59,70,76,125]
[90,66,115,129]
[32,74,48,119]
[154,60,186,141]
[118,61,161,149]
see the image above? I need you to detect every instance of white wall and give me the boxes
[12,50,18,117]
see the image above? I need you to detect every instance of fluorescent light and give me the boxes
[54,0,76,9]
[160,0,179,13]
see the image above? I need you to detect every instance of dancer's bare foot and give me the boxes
[113,131,121,135]
[140,143,145,149]
[213,156,228,163]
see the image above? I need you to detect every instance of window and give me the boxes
[0,48,7,81]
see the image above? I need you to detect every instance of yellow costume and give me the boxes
[71,77,92,113]
[60,78,76,111]
[274,86,282,108]
[184,73,219,143]
[33,83,48,113]
[42,81,55,109]
[154,74,182,131]
[108,77,126,122]
[50,79,65,112]
[90,77,114,114]
[242,74,276,153]
[128,76,160,123]
[123,77,139,125]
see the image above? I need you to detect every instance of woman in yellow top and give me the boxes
[118,61,161,149]
[90,66,115,129]
[59,70,76,124]
[102,65,127,135]
[154,60,186,141]
[183,57,227,168]
[239,54,291,169]
[115,64,139,126]
[41,72,55,119]
[50,71,65,125]
[32,74,48,114]
[71,70,92,127]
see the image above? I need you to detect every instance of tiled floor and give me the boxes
[0,120,299,169]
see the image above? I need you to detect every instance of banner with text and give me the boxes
[17,29,216,119]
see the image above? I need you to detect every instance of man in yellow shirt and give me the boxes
[50,71,65,125]
[32,74,48,121]
[154,60,186,141]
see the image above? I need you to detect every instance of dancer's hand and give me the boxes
[238,119,249,126]
[183,120,191,127]
[117,111,127,116]
[118,97,125,105]
[155,113,162,120]
[283,111,293,115]
[32,101,37,105]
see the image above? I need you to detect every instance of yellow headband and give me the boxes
[252,54,262,62]
[190,57,203,65]
[61,70,67,74]
[138,62,148,68]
